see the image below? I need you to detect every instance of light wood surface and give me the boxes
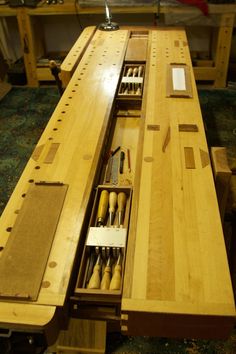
[60,26,96,87]
[122,28,235,339]
[0,28,130,330]
[0,26,234,342]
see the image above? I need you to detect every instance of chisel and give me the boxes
[109,254,122,290]
[96,190,109,226]
[119,151,125,174]
[117,192,127,227]
[138,65,143,77]
[101,257,112,290]
[87,254,101,289]
[132,67,138,92]
[109,191,117,226]
[126,67,133,93]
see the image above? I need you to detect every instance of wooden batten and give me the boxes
[211,147,232,221]
[122,28,235,339]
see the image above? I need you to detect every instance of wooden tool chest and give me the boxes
[0,26,235,350]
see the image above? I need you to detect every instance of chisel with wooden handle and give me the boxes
[109,191,117,226]
[118,192,127,227]
[87,254,101,289]
[101,257,112,290]
[109,254,122,290]
[96,190,109,227]
[132,67,138,92]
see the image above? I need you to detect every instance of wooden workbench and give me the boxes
[0,26,235,351]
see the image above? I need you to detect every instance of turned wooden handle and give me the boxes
[97,190,109,226]
[109,264,122,290]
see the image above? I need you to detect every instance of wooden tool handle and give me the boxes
[127,67,133,76]
[109,192,117,213]
[101,265,111,290]
[109,264,122,290]
[97,190,109,226]
[87,264,101,289]
[118,192,127,212]
[138,65,143,77]
[133,67,138,76]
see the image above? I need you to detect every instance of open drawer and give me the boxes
[71,111,141,319]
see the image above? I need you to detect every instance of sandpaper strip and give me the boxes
[0,183,68,301]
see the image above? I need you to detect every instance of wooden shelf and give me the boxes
[27,2,236,15]
[0,3,235,87]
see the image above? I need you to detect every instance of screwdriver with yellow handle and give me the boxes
[96,190,109,227]
[109,191,117,226]
[87,254,101,289]
[117,192,127,227]
[109,254,122,290]
[100,257,112,290]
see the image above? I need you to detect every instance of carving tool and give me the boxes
[101,257,112,290]
[137,65,143,94]
[117,192,127,227]
[132,66,138,92]
[87,254,101,289]
[85,253,96,287]
[126,67,133,77]
[119,151,125,174]
[127,149,131,173]
[109,191,117,226]
[111,146,121,157]
[110,254,122,290]
[111,156,119,185]
[126,67,133,93]
[138,65,143,77]
[133,67,138,76]
[96,190,109,226]
[105,156,113,183]
[136,87,141,95]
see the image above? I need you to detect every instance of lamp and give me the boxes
[98,0,119,31]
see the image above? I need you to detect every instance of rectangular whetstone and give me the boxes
[166,64,192,98]
[0,183,68,301]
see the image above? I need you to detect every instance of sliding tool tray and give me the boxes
[72,186,132,320]
[0,26,235,352]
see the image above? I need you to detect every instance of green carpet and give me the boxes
[0,87,60,215]
[0,87,235,353]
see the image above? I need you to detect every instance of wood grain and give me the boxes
[125,37,148,62]
[122,28,235,339]
[56,318,106,354]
